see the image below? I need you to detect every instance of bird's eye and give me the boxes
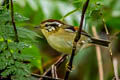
[44,22,63,32]
[45,24,49,27]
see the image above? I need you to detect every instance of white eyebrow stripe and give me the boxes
[53,22,62,27]
[52,22,61,24]
[45,22,62,27]
[64,29,74,33]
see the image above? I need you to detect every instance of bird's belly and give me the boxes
[47,36,73,54]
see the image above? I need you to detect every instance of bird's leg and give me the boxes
[65,41,86,72]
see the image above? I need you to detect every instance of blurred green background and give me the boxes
[1,0,120,80]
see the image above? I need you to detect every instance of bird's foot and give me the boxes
[66,62,75,72]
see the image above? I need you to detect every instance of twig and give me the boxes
[102,18,109,37]
[10,0,19,42]
[92,26,104,80]
[39,55,67,80]
[64,0,90,80]
[102,16,116,79]
[31,73,63,80]
[51,65,58,79]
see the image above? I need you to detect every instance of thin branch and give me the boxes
[10,0,19,42]
[51,65,58,79]
[92,26,104,80]
[102,17,109,37]
[102,15,116,79]
[64,0,90,80]
[31,73,63,80]
[39,55,67,80]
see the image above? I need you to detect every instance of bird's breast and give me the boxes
[47,35,73,54]
[43,28,88,54]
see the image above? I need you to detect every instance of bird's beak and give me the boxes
[34,26,40,29]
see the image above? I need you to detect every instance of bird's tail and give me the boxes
[89,38,110,47]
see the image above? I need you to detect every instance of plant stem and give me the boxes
[64,0,90,80]
[92,26,104,80]
[102,15,116,79]
[10,0,19,43]
[60,8,80,21]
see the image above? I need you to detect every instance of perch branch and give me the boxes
[51,65,58,78]
[64,0,90,80]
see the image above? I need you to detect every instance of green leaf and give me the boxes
[14,13,29,22]
[13,53,32,61]
[1,66,16,77]
[0,61,7,70]
[0,41,6,51]
[22,44,43,73]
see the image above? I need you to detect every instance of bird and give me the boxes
[36,19,110,54]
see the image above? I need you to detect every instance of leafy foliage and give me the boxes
[0,7,39,80]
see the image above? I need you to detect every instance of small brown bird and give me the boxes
[36,19,110,54]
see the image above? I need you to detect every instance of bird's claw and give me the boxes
[66,62,75,72]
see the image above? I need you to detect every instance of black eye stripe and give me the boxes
[45,23,59,27]
[45,24,49,27]
[50,24,58,26]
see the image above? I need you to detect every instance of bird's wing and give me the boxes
[64,25,91,37]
